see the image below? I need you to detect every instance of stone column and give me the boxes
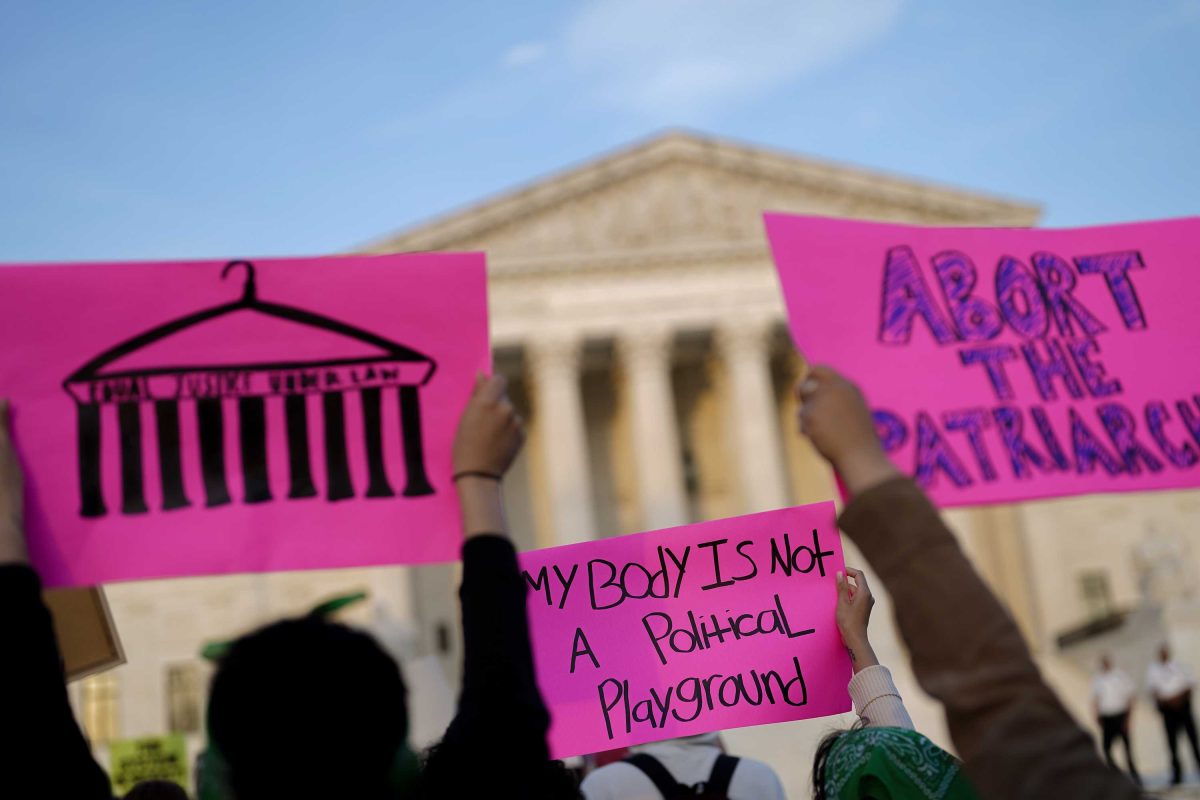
[618,325,689,530]
[715,318,790,513]
[527,334,596,544]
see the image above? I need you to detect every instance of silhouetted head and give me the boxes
[207,617,409,800]
[1161,644,1172,663]
[124,781,189,800]
[1100,654,1113,672]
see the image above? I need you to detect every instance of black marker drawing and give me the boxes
[63,260,437,518]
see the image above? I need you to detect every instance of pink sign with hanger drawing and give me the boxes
[0,253,488,586]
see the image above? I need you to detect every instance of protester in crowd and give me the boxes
[579,730,785,800]
[1091,654,1141,784]
[0,398,113,798]
[1147,643,1200,785]
[416,373,580,798]
[811,566,979,799]
[203,614,415,799]
[0,378,577,800]
[794,366,1145,798]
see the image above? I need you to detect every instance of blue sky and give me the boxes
[2,0,1197,263]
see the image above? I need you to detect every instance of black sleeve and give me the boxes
[0,564,113,799]
[419,535,558,797]
[441,534,550,754]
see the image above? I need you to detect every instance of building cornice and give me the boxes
[361,131,1041,255]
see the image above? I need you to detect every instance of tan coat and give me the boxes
[839,478,1144,799]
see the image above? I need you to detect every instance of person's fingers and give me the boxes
[846,567,871,598]
[796,376,820,399]
[808,364,839,383]
[836,570,848,602]
[478,373,508,403]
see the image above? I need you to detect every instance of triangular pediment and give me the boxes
[363,131,1039,263]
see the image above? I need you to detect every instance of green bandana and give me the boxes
[823,727,979,800]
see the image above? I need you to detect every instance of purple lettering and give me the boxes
[1021,339,1084,402]
[1097,403,1164,475]
[1075,251,1147,330]
[943,409,997,481]
[1066,339,1122,398]
[1145,402,1199,469]
[914,412,972,488]
[879,246,957,345]
[932,250,1002,341]
[873,409,908,453]
[992,406,1052,479]
[1031,252,1106,338]
[1069,408,1123,476]
[959,345,1018,401]
[995,256,1049,339]
[1030,406,1072,470]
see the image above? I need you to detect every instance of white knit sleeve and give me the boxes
[848,664,915,729]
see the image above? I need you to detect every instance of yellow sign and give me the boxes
[109,734,189,794]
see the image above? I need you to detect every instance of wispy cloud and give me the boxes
[503,41,548,67]
[563,0,905,119]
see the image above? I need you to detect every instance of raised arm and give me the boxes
[836,566,914,729]
[446,374,546,740]
[0,400,113,798]
[796,367,1142,799]
[421,375,574,798]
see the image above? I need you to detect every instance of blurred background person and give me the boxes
[1092,654,1141,784]
[1147,643,1200,786]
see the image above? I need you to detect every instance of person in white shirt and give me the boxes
[1092,654,1141,784]
[1146,643,1200,785]
[579,731,785,800]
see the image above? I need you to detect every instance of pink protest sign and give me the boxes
[519,502,851,759]
[0,253,488,587]
[766,213,1200,507]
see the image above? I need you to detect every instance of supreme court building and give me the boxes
[81,132,1200,793]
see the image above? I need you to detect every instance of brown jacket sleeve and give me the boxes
[838,477,1142,799]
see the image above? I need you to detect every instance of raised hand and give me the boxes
[453,374,526,479]
[836,567,879,674]
[795,365,900,496]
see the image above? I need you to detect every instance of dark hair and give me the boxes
[418,742,582,799]
[123,781,189,800]
[812,729,849,800]
[812,721,873,800]
[207,616,408,800]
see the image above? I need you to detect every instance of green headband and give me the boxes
[823,727,979,800]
